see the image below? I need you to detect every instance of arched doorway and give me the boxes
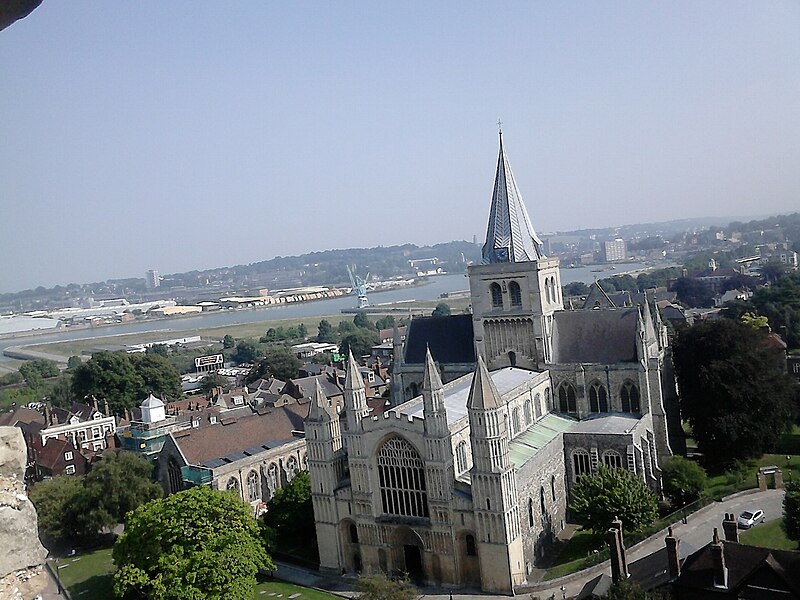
[391,527,426,584]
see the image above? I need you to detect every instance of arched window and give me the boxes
[620,381,640,413]
[534,393,542,419]
[551,475,556,501]
[455,441,468,474]
[377,437,429,518]
[540,486,546,514]
[552,279,560,304]
[603,451,624,469]
[524,399,532,425]
[508,351,517,367]
[572,450,591,481]
[350,523,359,543]
[545,388,551,411]
[465,534,477,556]
[286,455,298,481]
[167,457,183,495]
[226,476,240,492]
[544,278,552,304]
[558,382,577,413]
[267,463,278,491]
[512,407,521,434]
[247,470,260,502]
[589,382,608,413]
[509,281,522,307]
[490,283,503,308]
[528,497,534,527]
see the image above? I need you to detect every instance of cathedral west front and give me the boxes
[306,133,676,593]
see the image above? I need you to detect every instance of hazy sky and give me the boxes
[2,2,799,293]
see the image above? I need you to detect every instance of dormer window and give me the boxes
[490,283,503,308]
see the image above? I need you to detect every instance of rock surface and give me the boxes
[0,427,48,586]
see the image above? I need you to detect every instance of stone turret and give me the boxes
[467,357,524,593]
[422,349,454,520]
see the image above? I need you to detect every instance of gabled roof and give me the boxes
[481,132,545,264]
[404,314,476,365]
[552,309,640,364]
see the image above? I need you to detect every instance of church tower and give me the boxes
[422,349,455,525]
[467,357,525,593]
[468,131,562,370]
[305,379,344,574]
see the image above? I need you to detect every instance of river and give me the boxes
[0,261,656,361]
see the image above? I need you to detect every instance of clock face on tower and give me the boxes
[495,247,509,263]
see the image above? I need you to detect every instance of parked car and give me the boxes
[737,509,765,529]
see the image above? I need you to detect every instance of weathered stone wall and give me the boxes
[0,427,48,597]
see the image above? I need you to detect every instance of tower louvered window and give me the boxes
[377,437,429,518]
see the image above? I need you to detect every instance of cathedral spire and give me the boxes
[481,131,545,264]
[344,349,364,391]
[308,378,335,421]
[468,356,501,409]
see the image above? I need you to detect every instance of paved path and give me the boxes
[271,488,785,600]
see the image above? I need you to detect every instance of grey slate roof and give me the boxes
[552,309,639,364]
[404,314,476,365]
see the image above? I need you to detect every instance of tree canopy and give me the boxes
[246,346,301,383]
[569,466,658,536]
[355,573,418,600]
[113,486,273,600]
[340,328,379,359]
[783,481,800,545]
[431,302,451,317]
[261,471,315,554]
[660,456,707,507]
[673,319,797,465]
[316,319,336,343]
[29,451,161,545]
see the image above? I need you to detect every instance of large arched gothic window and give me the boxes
[558,382,577,413]
[512,407,521,434]
[603,451,624,469]
[509,281,522,307]
[247,470,260,502]
[524,399,532,425]
[534,393,542,419]
[377,437,429,518]
[620,381,640,413]
[588,381,608,413]
[167,457,183,495]
[490,283,503,308]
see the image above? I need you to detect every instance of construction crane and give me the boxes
[347,265,370,308]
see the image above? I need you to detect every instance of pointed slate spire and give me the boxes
[344,349,364,390]
[481,131,545,264]
[309,378,335,421]
[468,356,501,409]
[422,346,444,392]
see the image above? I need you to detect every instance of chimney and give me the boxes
[608,518,629,583]
[92,395,99,411]
[665,526,680,579]
[711,528,727,589]
[104,398,110,416]
[722,513,739,543]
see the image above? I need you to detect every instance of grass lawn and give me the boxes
[543,529,607,580]
[53,548,340,600]
[740,518,798,551]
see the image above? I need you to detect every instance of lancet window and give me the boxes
[588,381,608,413]
[620,381,641,413]
[558,382,577,414]
[509,281,522,307]
[490,283,503,308]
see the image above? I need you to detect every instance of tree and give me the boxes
[232,340,260,364]
[673,277,714,308]
[67,355,83,370]
[605,580,648,600]
[19,359,59,384]
[569,466,658,536]
[261,472,316,552]
[246,346,301,383]
[82,450,162,530]
[660,457,707,507]
[128,354,182,400]
[375,315,395,330]
[673,319,798,465]
[317,319,336,343]
[783,481,800,545]
[48,375,74,408]
[29,476,95,544]
[222,334,235,349]
[145,343,169,357]
[201,372,229,393]
[355,573,418,600]
[740,312,769,331]
[71,352,145,414]
[340,328,379,359]
[431,302,451,317]
[353,311,375,329]
[563,281,590,297]
[113,486,273,600]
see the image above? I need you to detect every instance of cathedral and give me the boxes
[306,133,676,593]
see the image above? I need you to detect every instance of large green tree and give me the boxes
[246,346,301,383]
[340,328,379,359]
[569,466,658,536]
[431,302,451,317]
[673,319,797,465]
[113,486,273,600]
[783,481,800,545]
[29,476,95,544]
[261,471,315,552]
[660,456,707,507]
[71,352,145,414]
[19,359,60,383]
[355,574,418,600]
[129,354,182,399]
[316,319,336,343]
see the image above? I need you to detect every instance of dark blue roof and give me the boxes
[404,314,476,365]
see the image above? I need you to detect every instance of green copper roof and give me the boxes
[508,413,576,467]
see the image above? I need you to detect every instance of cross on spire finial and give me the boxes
[497,118,503,136]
